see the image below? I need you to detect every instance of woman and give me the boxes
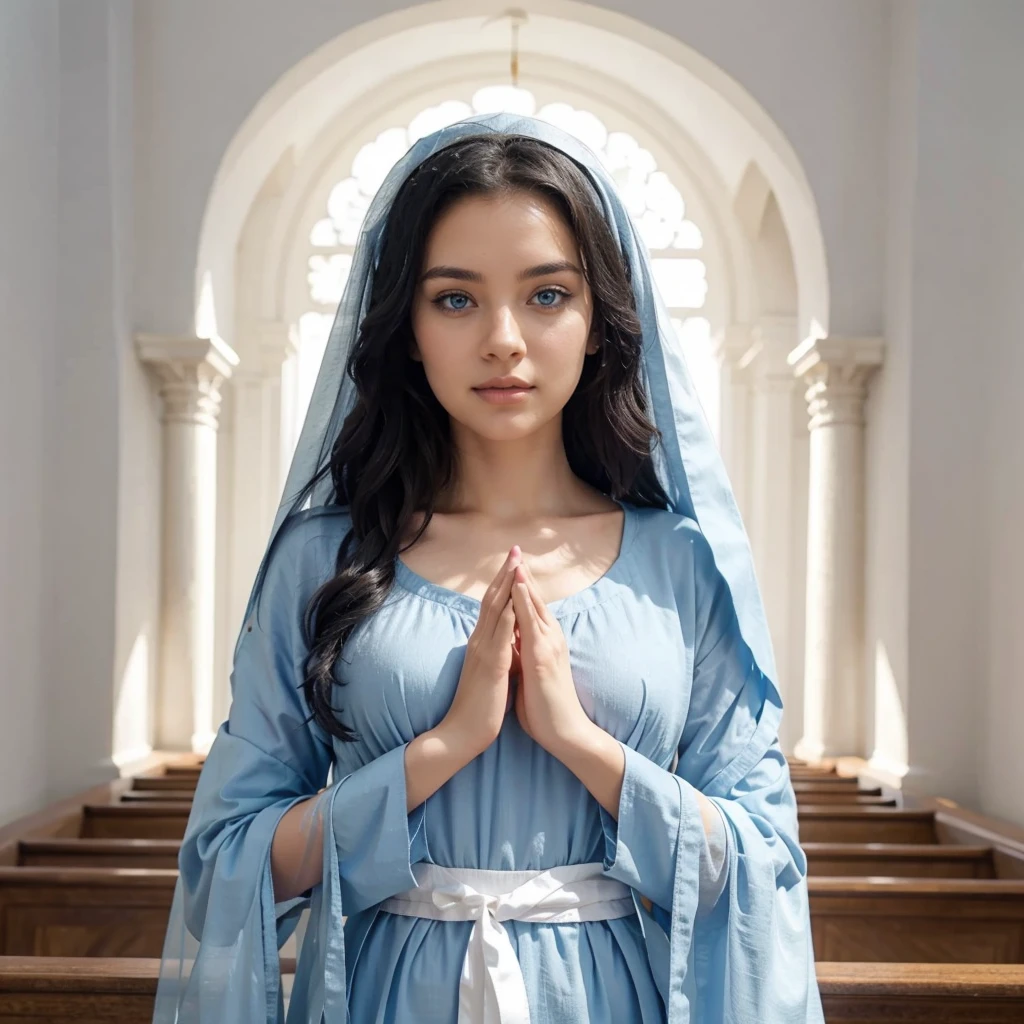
[153,113,823,1024]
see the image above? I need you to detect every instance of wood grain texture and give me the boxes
[17,840,180,870]
[0,870,176,958]
[809,880,1024,963]
[80,806,189,841]
[799,807,937,844]
[2,958,1020,1023]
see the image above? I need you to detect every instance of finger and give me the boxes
[518,561,551,624]
[484,545,521,605]
[483,570,517,640]
[482,550,521,636]
[511,571,540,632]
[498,595,516,640]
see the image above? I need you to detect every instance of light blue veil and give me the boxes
[152,112,821,1023]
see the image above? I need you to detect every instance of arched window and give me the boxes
[294,89,716,449]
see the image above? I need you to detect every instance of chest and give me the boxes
[334,586,693,764]
[396,508,625,605]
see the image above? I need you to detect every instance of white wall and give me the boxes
[0,0,143,826]
[0,0,59,825]
[867,0,1024,823]
[930,1,1024,825]
[46,0,134,801]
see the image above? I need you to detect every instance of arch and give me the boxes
[197,0,829,354]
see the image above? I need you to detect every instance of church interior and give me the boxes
[2,0,1023,1018]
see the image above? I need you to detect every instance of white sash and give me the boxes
[380,861,635,1024]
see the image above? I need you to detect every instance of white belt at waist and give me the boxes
[380,861,635,1024]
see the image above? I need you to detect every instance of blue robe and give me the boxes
[156,499,823,1023]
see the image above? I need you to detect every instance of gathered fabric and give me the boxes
[381,863,635,1024]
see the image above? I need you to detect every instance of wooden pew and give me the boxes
[3,957,1022,1023]
[22,834,996,879]
[808,879,1024,963]
[132,775,197,794]
[805,843,996,878]
[816,962,1024,1023]
[87,798,925,845]
[0,869,175,957]
[0,957,161,1023]
[5,864,1024,964]
[120,791,197,804]
[799,806,937,844]
[17,840,180,870]
[81,803,190,841]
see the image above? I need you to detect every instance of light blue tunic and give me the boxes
[168,499,820,1023]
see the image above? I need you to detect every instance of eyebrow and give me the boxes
[419,260,583,285]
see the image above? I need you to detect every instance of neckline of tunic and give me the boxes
[392,498,640,619]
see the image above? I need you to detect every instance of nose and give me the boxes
[482,305,526,360]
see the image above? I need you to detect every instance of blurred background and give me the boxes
[2,0,1021,831]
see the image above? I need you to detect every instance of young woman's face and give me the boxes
[410,192,598,442]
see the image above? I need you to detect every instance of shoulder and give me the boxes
[628,502,708,557]
[272,504,353,557]
[257,505,353,600]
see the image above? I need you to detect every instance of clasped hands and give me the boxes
[434,545,626,818]
[507,554,594,759]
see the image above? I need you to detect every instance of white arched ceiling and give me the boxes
[197,0,828,354]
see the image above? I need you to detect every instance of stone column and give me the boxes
[790,336,884,761]
[136,334,238,752]
[710,324,757,521]
[748,316,801,751]
[218,322,298,725]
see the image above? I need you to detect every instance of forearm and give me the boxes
[404,721,474,812]
[270,795,325,902]
[557,724,721,842]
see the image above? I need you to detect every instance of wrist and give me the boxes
[549,717,607,767]
[430,717,481,768]
[551,722,626,819]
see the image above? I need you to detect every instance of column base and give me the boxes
[793,736,825,764]
[191,729,218,755]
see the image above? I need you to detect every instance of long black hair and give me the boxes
[275,131,670,742]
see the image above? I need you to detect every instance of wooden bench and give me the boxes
[6,864,1024,964]
[816,961,1024,1022]
[799,807,937,844]
[120,790,197,804]
[131,775,197,793]
[16,840,180,870]
[808,879,1024,963]
[0,956,161,1023]
[2,957,1021,1022]
[0,869,176,957]
[805,843,996,878]
[81,804,190,841]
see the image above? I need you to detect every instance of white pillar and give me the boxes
[710,324,756,521]
[790,336,883,761]
[136,334,238,752]
[220,322,298,724]
[748,316,801,751]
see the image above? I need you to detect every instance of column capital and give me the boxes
[788,335,884,429]
[135,333,240,429]
[709,323,758,371]
[235,319,299,377]
[750,315,800,383]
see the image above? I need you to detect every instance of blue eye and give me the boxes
[435,293,471,312]
[431,286,571,314]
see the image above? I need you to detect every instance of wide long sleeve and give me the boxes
[598,520,822,1023]
[153,509,425,1024]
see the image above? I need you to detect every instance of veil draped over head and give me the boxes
[152,112,821,1023]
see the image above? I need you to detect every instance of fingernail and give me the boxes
[511,545,520,557]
